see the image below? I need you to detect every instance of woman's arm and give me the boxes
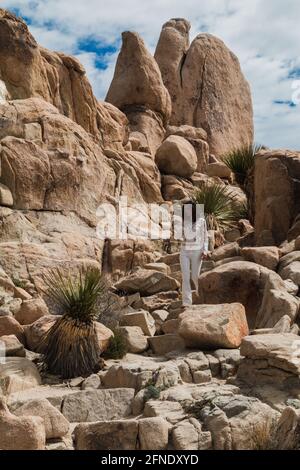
[203,218,209,253]
[202,218,211,259]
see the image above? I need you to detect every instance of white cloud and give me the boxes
[28,25,77,53]
[76,51,118,99]
[2,0,300,149]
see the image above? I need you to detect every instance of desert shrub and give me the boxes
[40,267,107,379]
[183,398,212,420]
[102,328,128,359]
[144,384,161,401]
[142,372,175,403]
[12,277,27,290]
[222,144,262,187]
[248,419,279,450]
[248,419,300,450]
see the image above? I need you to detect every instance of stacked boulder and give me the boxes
[105,16,254,204]
[155,18,254,157]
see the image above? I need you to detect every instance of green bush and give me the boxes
[144,384,161,401]
[102,328,128,360]
[12,277,27,290]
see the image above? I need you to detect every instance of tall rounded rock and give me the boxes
[155,18,190,124]
[106,31,171,154]
[155,21,254,157]
[0,9,48,100]
[106,31,171,121]
[182,34,253,157]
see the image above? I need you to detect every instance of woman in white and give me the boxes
[180,201,209,306]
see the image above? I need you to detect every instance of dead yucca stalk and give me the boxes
[40,267,106,379]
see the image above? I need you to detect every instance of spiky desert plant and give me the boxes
[222,144,262,187]
[40,267,107,379]
[193,183,237,231]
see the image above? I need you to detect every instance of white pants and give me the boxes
[180,249,203,306]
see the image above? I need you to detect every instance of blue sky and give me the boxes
[2,0,300,150]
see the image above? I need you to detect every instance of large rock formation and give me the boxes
[1,8,300,452]
[0,97,160,283]
[0,13,164,284]
[155,20,254,156]
[106,31,171,154]
[0,9,127,149]
[197,261,299,329]
[254,150,300,245]
[0,10,164,287]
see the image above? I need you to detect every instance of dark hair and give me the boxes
[102,238,112,274]
[181,200,198,224]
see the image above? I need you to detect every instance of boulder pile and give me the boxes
[0,8,300,451]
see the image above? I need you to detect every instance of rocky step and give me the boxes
[100,349,241,392]
[3,377,299,450]
[148,334,185,356]
[238,333,300,388]
[158,253,180,266]
[73,380,298,450]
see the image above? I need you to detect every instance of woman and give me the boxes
[180,200,210,306]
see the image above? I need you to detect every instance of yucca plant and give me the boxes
[193,183,238,231]
[222,144,262,187]
[40,267,107,379]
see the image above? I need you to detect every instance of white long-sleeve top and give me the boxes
[181,217,209,252]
